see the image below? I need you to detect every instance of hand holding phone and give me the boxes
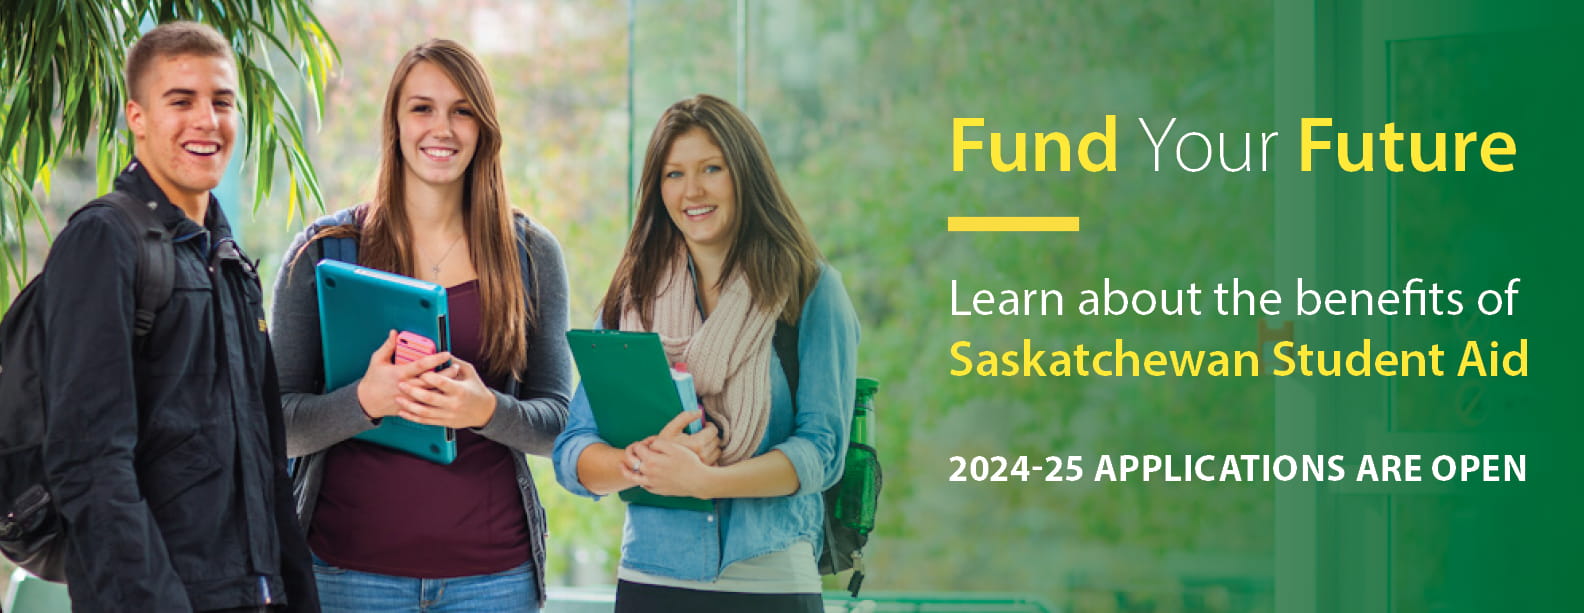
[394,331,436,364]
[395,331,453,371]
[359,330,442,421]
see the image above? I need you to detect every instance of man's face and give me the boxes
[125,53,239,206]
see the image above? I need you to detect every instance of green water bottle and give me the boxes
[835,378,881,531]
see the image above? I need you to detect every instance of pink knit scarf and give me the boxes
[619,252,777,465]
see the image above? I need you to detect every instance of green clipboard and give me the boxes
[316,259,458,465]
[566,329,713,512]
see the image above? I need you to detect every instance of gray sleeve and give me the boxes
[270,230,377,458]
[472,219,573,457]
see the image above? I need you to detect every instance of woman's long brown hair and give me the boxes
[600,94,821,329]
[306,39,530,379]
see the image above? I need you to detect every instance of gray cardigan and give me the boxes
[268,207,571,606]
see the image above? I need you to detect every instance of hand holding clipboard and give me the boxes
[566,329,715,511]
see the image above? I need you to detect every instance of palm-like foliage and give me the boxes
[0,0,339,301]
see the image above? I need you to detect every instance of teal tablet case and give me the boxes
[566,329,713,512]
[315,259,457,465]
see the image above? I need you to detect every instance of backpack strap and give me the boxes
[289,211,358,479]
[771,314,843,572]
[319,233,358,264]
[773,298,867,595]
[773,318,801,409]
[309,208,361,265]
[88,191,174,339]
[504,213,536,397]
[514,213,534,301]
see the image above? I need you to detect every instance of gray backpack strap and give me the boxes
[505,214,535,397]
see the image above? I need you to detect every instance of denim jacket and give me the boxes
[553,264,860,581]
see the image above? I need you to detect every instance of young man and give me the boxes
[37,22,318,612]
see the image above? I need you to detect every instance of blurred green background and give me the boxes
[6,1,1583,611]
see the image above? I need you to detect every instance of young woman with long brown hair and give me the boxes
[270,39,571,612]
[553,94,860,613]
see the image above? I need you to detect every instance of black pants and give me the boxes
[614,579,823,613]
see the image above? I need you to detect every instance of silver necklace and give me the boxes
[425,233,464,277]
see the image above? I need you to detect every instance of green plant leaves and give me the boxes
[0,0,340,308]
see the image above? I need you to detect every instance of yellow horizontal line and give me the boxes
[947,217,1080,232]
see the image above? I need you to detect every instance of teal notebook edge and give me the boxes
[315,259,457,465]
[566,329,712,512]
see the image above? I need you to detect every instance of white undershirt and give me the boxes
[617,540,821,594]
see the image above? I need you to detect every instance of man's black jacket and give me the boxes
[37,160,318,612]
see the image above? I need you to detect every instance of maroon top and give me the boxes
[310,280,532,578]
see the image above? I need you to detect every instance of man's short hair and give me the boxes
[124,21,235,102]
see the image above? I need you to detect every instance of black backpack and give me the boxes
[772,319,881,597]
[0,191,174,582]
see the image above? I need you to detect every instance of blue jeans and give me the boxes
[311,554,538,613]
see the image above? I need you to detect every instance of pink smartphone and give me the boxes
[394,331,437,365]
